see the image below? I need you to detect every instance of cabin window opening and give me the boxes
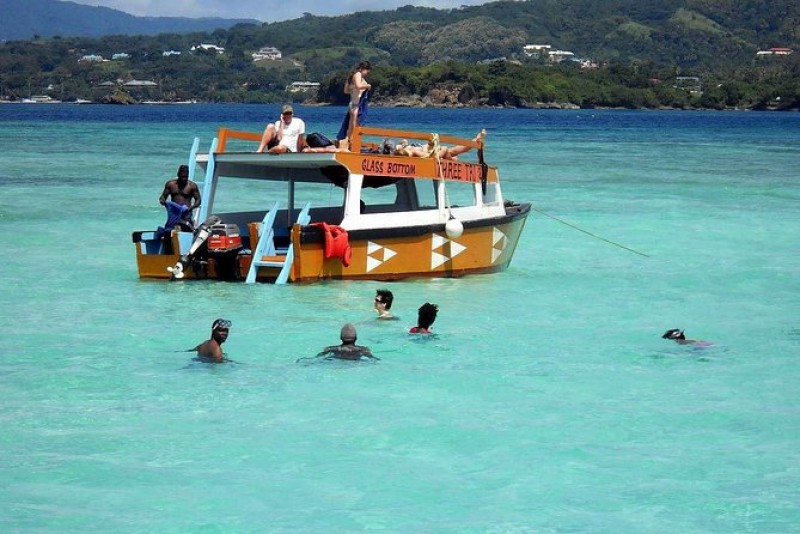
[359,181,401,213]
[287,181,343,224]
[481,182,501,205]
[442,179,476,209]
[414,179,438,210]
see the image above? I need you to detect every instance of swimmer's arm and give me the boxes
[191,340,224,361]
[313,346,338,358]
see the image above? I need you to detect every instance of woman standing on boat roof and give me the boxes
[342,61,371,145]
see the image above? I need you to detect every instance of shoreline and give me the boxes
[1,99,795,112]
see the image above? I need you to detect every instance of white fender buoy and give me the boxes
[445,217,464,239]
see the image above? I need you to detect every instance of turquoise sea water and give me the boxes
[1,105,798,532]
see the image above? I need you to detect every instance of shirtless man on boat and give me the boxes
[159,164,200,231]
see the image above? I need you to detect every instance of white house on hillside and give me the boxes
[756,47,793,58]
[523,44,551,58]
[252,46,282,61]
[124,80,158,87]
[548,50,575,63]
[191,44,225,54]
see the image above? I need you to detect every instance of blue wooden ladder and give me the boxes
[275,202,311,285]
[245,201,281,284]
[245,202,312,284]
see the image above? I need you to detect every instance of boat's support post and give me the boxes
[245,201,281,284]
[187,137,200,182]
[275,202,311,285]
[195,137,218,225]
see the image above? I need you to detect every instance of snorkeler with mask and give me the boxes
[661,328,711,347]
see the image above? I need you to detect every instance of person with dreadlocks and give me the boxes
[410,303,438,334]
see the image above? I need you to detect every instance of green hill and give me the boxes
[1,0,797,109]
[0,0,258,41]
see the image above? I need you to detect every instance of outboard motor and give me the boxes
[167,215,222,279]
[206,223,244,279]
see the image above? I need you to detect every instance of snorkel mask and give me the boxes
[661,328,685,340]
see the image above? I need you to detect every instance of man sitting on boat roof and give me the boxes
[256,104,306,154]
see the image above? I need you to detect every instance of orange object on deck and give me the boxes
[312,222,352,267]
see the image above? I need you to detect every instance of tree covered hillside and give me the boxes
[0,0,797,109]
[0,0,257,41]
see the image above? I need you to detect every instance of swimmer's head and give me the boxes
[212,318,232,332]
[177,164,189,179]
[417,303,438,330]
[211,318,231,342]
[375,289,394,310]
[662,328,685,340]
[340,323,357,343]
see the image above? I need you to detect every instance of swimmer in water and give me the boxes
[409,303,438,334]
[661,328,711,347]
[374,289,396,320]
[191,318,231,362]
[313,323,378,361]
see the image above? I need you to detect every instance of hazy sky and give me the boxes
[67,0,494,23]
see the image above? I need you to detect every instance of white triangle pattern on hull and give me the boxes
[492,227,508,264]
[431,232,467,269]
[366,241,397,272]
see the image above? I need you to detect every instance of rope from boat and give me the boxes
[429,133,441,159]
[530,204,650,257]
[429,133,454,217]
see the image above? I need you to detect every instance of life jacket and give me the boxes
[311,222,352,267]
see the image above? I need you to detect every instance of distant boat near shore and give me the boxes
[20,95,61,103]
